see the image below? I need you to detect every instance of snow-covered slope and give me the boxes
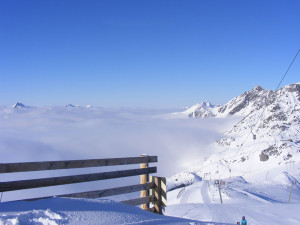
[165,83,300,224]
[1,173,299,225]
[166,171,300,225]
[0,198,210,225]
[174,83,300,180]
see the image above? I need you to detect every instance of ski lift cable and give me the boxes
[250,49,299,138]
[218,49,299,179]
[274,49,300,92]
[247,49,300,213]
[217,48,300,196]
[216,49,300,222]
[237,49,299,159]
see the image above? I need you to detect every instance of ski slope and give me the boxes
[1,173,299,225]
[165,172,300,225]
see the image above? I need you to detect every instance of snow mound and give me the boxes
[0,209,67,225]
[0,198,213,225]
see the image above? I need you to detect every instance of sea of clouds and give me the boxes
[0,105,236,201]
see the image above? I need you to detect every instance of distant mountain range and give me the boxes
[180,84,300,119]
[11,103,93,108]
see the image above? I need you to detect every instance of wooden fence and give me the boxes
[0,155,167,214]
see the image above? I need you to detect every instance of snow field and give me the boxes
[0,198,220,225]
[166,172,300,225]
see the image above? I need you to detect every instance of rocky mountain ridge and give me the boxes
[179,83,300,180]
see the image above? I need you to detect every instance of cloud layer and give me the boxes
[0,106,236,201]
[0,106,237,175]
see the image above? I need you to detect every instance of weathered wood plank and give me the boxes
[0,156,158,173]
[0,167,157,192]
[61,182,154,198]
[19,182,155,202]
[153,176,167,207]
[150,176,167,214]
[140,154,149,210]
[121,195,154,206]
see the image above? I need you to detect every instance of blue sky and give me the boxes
[1,0,299,107]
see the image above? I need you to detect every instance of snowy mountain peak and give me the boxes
[182,82,300,181]
[252,85,264,92]
[182,101,219,118]
[13,102,26,108]
[199,101,213,107]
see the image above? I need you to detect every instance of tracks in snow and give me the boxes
[201,181,212,204]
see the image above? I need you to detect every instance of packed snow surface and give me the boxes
[0,198,218,225]
[166,172,300,225]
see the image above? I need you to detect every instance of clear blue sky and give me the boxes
[1,0,299,107]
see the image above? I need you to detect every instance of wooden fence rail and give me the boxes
[0,155,167,214]
[0,156,158,173]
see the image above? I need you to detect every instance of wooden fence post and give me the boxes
[150,176,167,214]
[140,154,149,210]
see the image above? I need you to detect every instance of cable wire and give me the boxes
[217,49,300,205]
[217,49,300,223]
[219,49,300,180]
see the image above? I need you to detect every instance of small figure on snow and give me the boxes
[241,216,247,225]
